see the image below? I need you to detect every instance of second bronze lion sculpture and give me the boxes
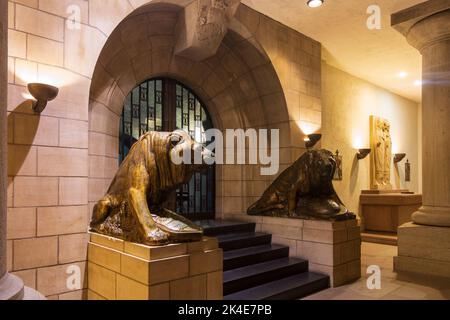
[248,149,354,221]
[90,130,213,246]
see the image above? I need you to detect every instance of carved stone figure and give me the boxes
[247,149,354,221]
[175,0,241,61]
[90,130,212,246]
[370,116,392,190]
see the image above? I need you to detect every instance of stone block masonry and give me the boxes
[87,234,223,300]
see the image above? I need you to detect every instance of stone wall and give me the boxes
[321,63,420,219]
[6,0,322,299]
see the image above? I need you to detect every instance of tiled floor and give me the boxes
[304,242,450,300]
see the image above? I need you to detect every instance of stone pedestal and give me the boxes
[392,1,450,278]
[394,223,450,278]
[360,193,422,233]
[300,219,361,287]
[251,216,361,287]
[87,233,223,300]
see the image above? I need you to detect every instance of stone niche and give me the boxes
[87,233,223,300]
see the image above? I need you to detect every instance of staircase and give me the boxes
[196,220,330,300]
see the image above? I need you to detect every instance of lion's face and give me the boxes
[167,130,213,186]
[307,150,336,193]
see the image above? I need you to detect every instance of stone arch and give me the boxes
[88,2,290,219]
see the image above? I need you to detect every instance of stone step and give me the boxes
[224,272,330,300]
[217,232,272,251]
[223,244,289,271]
[196,220,256,236]
[224,257,308,295]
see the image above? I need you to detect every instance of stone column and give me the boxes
[392,1,450,278]
[0,0,24,300]
[393,2,450,227]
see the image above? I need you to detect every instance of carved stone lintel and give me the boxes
[175,0,241,61]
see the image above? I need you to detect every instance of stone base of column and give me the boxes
[394,222,450,278]
[412,206,450,227]
[87,233,223,300]
[0,273,24,300]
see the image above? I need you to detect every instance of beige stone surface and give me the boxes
[59,119,88,149]
[7,144,37,176]
[13,176,58,207]
[8,29,26,58]
[395,222,450,275]
[121,253,189,285]
[123,242,187,261]
[58,289,86,300]
[90,233,124,252]
[37,147,88,177]
[37,262,86,297]
[15,4,64,41]
[37,205,88,236]
[321,63,420,219]
[58,233,89,264]
[305,242,450,300]
[13,114,59,146]
[7,207,36,239]
[88,262,116,300]
[207,271,223,300]
[170,274,207,300]
[59,177,88,206]
[87,235,223,300]
[13,269,36,289]
[189,249,223,276]
[87,289,105,300]
[39,0,89,24]
[27,34,63,66]
[88,243,121,273]
[13,236,58,270]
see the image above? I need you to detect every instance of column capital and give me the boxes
[392,1,450,52]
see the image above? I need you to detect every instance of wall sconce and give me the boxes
[27,83,59,113]
[356,148,371,160]
[394,153,406,163]
[304,134,322,149]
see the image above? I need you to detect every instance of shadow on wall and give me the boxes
[7,100,39,182]
[349,155,359,195]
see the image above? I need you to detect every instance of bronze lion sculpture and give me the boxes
[248,149,354,221]
[90,130,213,246]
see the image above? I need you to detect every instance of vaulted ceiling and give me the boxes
[243,0,426,102]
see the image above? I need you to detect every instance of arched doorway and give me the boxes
[119,78,215,220]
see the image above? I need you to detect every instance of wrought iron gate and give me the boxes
[119,78,215,220]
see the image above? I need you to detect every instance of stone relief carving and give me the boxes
[175,0,241,61]
[90,130,212,246]
[370,116,392,190]
[247,149,354,221]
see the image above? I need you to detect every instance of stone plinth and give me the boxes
[87,233,223,300]
[300,219,361,287]
[360,193,422,233]
[248,216,361,287]
[394,222,450,278]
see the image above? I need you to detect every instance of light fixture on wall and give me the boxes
[27,83,59,113]
[394,153,406,163]
[304,134,322,149]
[307,0,324,8]
[356,148,371,160]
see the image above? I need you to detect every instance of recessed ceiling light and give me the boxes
[414,80,422,86]
[397,71,408,78]
[307,0,324,8]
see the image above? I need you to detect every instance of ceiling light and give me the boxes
[414,80,422,86]
[397,71,408,78]
[307,0,324,8]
